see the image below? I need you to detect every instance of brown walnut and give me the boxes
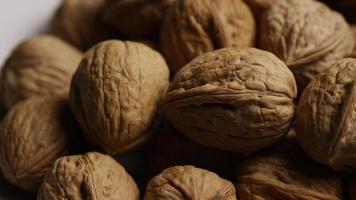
[296,58,356,170]
[0,96,72,192]
[37,152,139,200]
[144,165,236,200]
[351,26,356,58]
[102,0,175,39]
[259,0,354,93]
[236,141,342,200]
[70,40,169,155]
[50,0,114,50]
[162,47,297,153]
[161,0,256,74]
[0,35,82,110]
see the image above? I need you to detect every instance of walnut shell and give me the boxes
[259,0,354,93]
[351,26,356,58]
[0,35,82,110]
[37,152,139,200]
[296,58,356,170]
[236,142,342,200]
[161,0,256,73]
[162,47,297,153]
[50,0,114,50]
[102,0,175,39]
[70,40,169,155]
[144,165,236,200]
[0,96,72,192]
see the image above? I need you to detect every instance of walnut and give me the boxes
[37,152,139,200]
[236,140,342,200]
[70,40,169,155]
[296,58,356,170]
[144,165,236,200]
[351,26,356,57]
[259,0,354,93]
[102,0,175,39]
[160,0,256,74]
[0,96,72,192]
[50,0,114,50]
[162,47,297,153]
[0,35,82,110]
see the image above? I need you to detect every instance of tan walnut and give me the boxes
[259,0,354,93]
[70,40,170,155]
[0,35,82,110]
[102,0,175,39]
[144,165,236,200]
[236,141,342,200]
[37,152,139,200]
[0,96,72,192]
[50,0,114,50]
[162,47,297,153]
[161,0,256,74]
[296,58,356,170]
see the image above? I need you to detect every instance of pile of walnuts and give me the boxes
[0,0,355,199]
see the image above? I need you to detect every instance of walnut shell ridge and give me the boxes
[259,0,354,93]
[70,40,170,155]
[236,142,342,200]
[144,165,236,200]
[102,0,175,39]
[162,47,297,153]
[37,152,139,200]
[0,96,71,192]
[161,0,256,73]
[0,35,82,110]
[50,0,114,50]
[296,58,356,170]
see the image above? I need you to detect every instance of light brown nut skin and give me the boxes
[0,96,72,192]
[259,0,354,93]
[162,47,297,153]
[102,0,175,39]
[161,0,256,74]
[50,0,114,50]
[236,142,342,200]
[69,40,170,155]
[144,165,236,200]
[296,58,356,171]
[37,152,139,200]
[0,35,82,110]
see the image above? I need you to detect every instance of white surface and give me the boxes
[0,1,61,199]
[0,0,61,66]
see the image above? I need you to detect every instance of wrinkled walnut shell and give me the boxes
[259,0,354,93]
[296,58,356,170]
[236,141,342,200]
[37,152,139,200]
[50,0,114,50]
[144,165,236,200]
[102,0,175,39]
[0,96,72,192]
[0,35,82,110]
[161,0,256,73]
[162,47,297,153]
[70,40,169,155]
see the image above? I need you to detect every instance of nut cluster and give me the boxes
[0,0,355,199]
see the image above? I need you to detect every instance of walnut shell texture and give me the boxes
[50,0,114,50]
[259,0,354,93]
[70,40,169,155]
[37,152,139,200]
[0,35,82,110]
[162,47,297,153]
[296,58,356,170]
[236,142,342,200]
[102,0,175,39]
[0,96,71,192]
[161,0,256,73]
[144,165,236,200]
